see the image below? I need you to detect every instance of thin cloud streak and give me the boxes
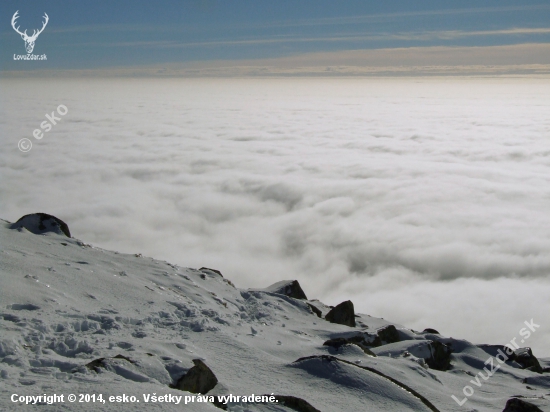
[257,4,550,29]
[63,27,550,50]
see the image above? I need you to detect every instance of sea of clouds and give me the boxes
[1,77,549,356]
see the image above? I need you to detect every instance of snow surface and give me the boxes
[0,220,549,411]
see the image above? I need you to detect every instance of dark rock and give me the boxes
[199,267,223,277]
[325,300,355,327]
[478,345,542,373]
[84,358,106,372]
[323,338,349,350]
[323,337,376,357]
[377,325,400,345]
[514,348,543,374]
[264,280,308,300]
[323,326,398,354]
[175,359,218,394]
[11,213,70,237]
[502,398,543,412]
[423,328,440,334]
[273,395,321,412]
[84,354,135,372]
[307,303,322,318]
[426,341,452,371]
[112,354,134,362]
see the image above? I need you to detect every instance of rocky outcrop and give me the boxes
[10,213,71,237]
[175,359,218,394]
[423,328,440,334]
[376,325,400,345]
[264,280,308,300]
[199,267,224,277]
[323,337,376,356]
[514,348,543,374]
[502,398,543,412]
[478,345,543,374]
[426,341,452,371]
[307,303,322,318]
[323,337,349,349]
[322,325,401,355]
[84,354,135,372]
[325,300,355,327]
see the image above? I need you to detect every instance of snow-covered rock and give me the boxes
[260,279,308,300]
[174,359,218,394]
[10,213,71,237]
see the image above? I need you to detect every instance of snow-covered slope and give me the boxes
[1,217,549,411]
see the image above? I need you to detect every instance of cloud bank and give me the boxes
[1,77,549,355]
[4,43,550,77]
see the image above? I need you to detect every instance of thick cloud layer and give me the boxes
[1,77,549,355]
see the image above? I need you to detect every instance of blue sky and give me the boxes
[1,0,550,73]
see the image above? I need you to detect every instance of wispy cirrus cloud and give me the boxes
[256,4,550,29]
[59,27,550,50]
[405,27,550,41]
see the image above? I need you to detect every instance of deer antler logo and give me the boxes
[11,10,49,54]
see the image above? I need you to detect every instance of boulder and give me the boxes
[377,325,400,345]
[325,301,355,327]
[323,337,376,356]
[514,348,543,374]
[323,337,349,350]
[307,303,322,318]
[426,341,452,371]
[477,345,542,373]
[11,213,70,237]
[502,398,543,412]
[84,354,135,372]
[264,280,308,300]
[175,359,218,394]
[199,267,223,277]
[324,326,400,353]
[422,328,440,334]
